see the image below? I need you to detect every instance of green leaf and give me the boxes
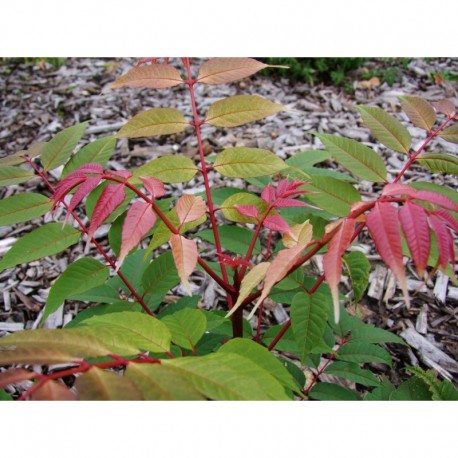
[262,325,299,354]
[337,343,392,367]
[315,133,387,182]
[399,95,436,131]
[0,223,81,272]
[416,153,458,176]
[76,367,143,400]
[163,352,293,400]
[125,363,205,400]
[356,106,411,154]
[0,390,13,401]
[0,194,52,226]
[0,166,35,186]
[62,136,116,176]
[115,108,188,138]
[77,311,172,354]
[218,338,300,394]
[302,176,361,217]
[161,308,207,350]
[342,251,371,302]
[220,192,269,224]
[286,150,331,168]
[41,258,109,323]
[348,325,405,345]
[213,147,287,178]
[141,251,180,310]
[309,382,360,400]
[290,291,330,363]
[364,378,395,400]
[157,295,200,319]
[324,361,381,387]
[41,122,87,171]
[205,95,286,127]
[68,285,120,304]
[390,377,432,400]
[438,124,458,144]
[405,367,458,400]
[198,225,261,256]
[131,155,198,184]
[65,301,142,328]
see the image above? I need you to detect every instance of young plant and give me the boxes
[0,58,457,401]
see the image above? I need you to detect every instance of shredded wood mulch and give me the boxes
[0,57,457,391]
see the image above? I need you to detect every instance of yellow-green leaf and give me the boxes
[214,147,287,178]
[416,153,458,176]
[110,64,184,90]
[356,106,411,154]
[438,125,458,144]
[205,95,286,127]
[220,192,268,224]
[0,142,46,166]
[131,155,198,183]
[0,166,35,186]
[115,108,188,138]
[0,194,52,226]
[399,95,436,131]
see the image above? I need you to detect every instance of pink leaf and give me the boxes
[86,183,126,252]
[69,163,104,176]
[366,202,410,306]
[414,190,458,213]
[323,218,356,322]
[234,205,259,219]
[382,183,417,198]
[169,234,198,295]
[52,173,87,208]
[263,214,292,233]
[67,176,103,214]
[261,184,276,204]
[399,201,430,277]
[107,170,133,179]
[274,197,313,208]
[117,201,157,269]
[176,194,206,226]
[277,178,307,198]
[432,209,458,233]
[140,176,166,199]
[428,214,453,272]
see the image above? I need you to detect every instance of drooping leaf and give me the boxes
[337,342,392,366]
[0,166,35,186]
[110,63,184,90]
[309,382,360,400]
[213,147,287,178]
[218,338,300,393]
[290,291,330,363]
[131,155,198,183]
[77,311,172,354]
[251,243,308,319]
[162,352,292,400]
[175,194,206,226]
[40,122,87,171]
[416,153,458,176]
[315,133,387,182]
[438,124,458,144]
[227,262,270,317]
[323,218,356,322]
[0,223,81,273]
[399,95,437,131]
[220,192,268,224]
[197,58,285,85]
[428,214,453,272]
[125,363,205,400]
[399,201,430,277]
[356,105,411,154]
[198,225,262,256]
[117,201,157,268]
[169,234,198,295]
[324,361,381,387]
[41,258,109,323]
[282,220,313,248]
[86,183,126,251]
[0,194,52,226]
[342,251,371,302]
[302,176,361,217]
[141,251,180,308]
[161,308,207,350]
[115,108,188,138]
[76,367,142,400]
[263,214,291,233]
[205,95,286,128]
[66,175,103,218]
[62,136,116,176]
[30,380,76,401]
[366,202,409,306]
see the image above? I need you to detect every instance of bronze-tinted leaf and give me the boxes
[400,95,436,131]
[110,64,184,90]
